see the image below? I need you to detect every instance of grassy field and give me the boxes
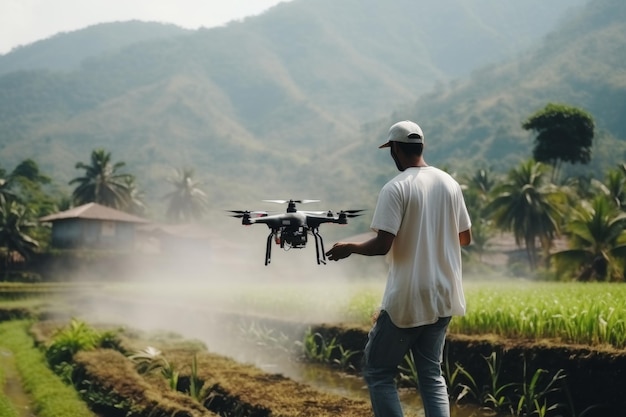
[2,279,626,349]
[42,278,626,350]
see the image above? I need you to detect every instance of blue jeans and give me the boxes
[363,311,451,417]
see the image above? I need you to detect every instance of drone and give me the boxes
[229,199,363,265]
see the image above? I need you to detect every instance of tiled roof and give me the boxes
[39,202,150,224]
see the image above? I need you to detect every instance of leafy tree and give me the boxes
[522,103,595,181]
[163,168,210,223]
[69,149,134,210]
[7,159,57,216]
[0,198,39,271]
[551,195,626,281]
[486,160,565,269]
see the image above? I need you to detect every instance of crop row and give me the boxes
[210,280,626,348]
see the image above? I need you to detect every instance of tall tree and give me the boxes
[551,195,626,281]
[522,103,595,181]
[0,198,39,271]
[163,168,210,223]
[69,149,134,210]
[486,160,565,269]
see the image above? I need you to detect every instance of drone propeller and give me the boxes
[227,210,267,218]
[263,199,320,205]
[339,209,364,218]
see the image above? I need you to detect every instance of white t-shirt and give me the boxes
[371,166,471,328]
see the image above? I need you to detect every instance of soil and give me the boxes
[310,324,626,417]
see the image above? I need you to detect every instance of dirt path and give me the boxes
[0,348,36,417]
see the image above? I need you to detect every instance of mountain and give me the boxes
[363,0,626,178]
[0,21,191,74]
[0,0,607,222]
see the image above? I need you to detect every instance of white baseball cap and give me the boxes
[379,120,424,148]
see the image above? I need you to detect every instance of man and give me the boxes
[325,120,472,417]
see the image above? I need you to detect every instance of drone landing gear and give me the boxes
[265,230,275,265]
[312,228,326,265]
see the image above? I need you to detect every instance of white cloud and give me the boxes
[0,0,291,54]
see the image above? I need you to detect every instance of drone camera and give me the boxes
[280,227,308,248]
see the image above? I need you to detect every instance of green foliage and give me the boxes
[486,159,566,269]
[551,194,626,281]
[0,320,96,417]
[454,282,626,348]
[523,103,595,181]
[0,198,39,269]
[45,318,122,376]
[128,346,179,390]
[297,328,338,364]
[69,148,138,211]
[512,359,566,417]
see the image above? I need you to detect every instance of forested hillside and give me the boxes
[3,0,619,221]
[367,0,626,178]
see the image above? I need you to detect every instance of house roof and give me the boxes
[39,202,150,224]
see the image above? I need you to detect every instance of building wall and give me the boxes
[51,219,135,249]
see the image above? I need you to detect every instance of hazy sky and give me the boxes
[0,0,292,55]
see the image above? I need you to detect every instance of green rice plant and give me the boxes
[237,319,293,353]
[481,351,516,412]
[333,344,359,371]
[317,333,339,364]
[452,282,626,348]
[445,360,480,404]
[511,357,565,417]
[0,320,95,417]
[0,399,18,417]
[187,354,204,401]
[296,328,338,364]
[128,346,179,390]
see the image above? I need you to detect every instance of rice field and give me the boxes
[3,279,626,349]
[91,278,626,349]
[454,281,626,348]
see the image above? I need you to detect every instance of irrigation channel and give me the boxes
[71,292,498,417]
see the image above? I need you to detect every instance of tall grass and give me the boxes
[452,282,626,348]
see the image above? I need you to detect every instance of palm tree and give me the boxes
[486,160,565,269]
[0,198,39,271]
[123,177,147,216]
[163,168,210,223]
[603,166,626,210]
[551,195,626,281]
[461,167,498,261]
[69,149,134,210]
